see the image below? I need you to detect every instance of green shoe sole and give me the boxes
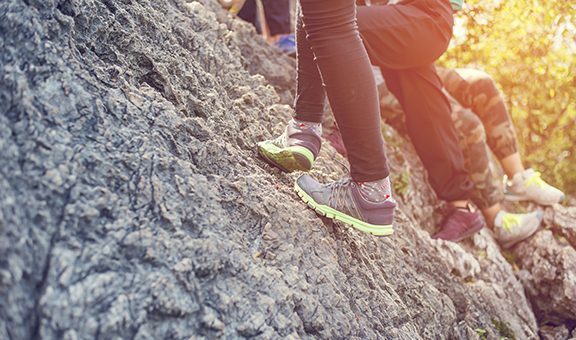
[257,141,314,172]
[294,181,394,236]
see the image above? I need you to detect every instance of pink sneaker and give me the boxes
[432,204,486,242]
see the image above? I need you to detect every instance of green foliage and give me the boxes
[475,328,488,340]
[439,0,576,196]
[392,169,411,196]
[492,318,516,339]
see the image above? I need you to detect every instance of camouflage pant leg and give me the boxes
[447,93,503,209]
[438,68,518,159]
[378,80,504,209]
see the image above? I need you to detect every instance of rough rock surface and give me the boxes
[514,207,576,325]
[0,0,574,339]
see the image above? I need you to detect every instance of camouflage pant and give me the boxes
[379,67,519,209]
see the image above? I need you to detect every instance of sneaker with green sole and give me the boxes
[504,169,565,206]
[493,210,543,249]
[294,174,395,236]
[257,119,321,172]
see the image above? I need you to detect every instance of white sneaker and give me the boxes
[493,210,543,249]
[504,169,565,206]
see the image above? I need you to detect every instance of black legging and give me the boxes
[294,0,389,182]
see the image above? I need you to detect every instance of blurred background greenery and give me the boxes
[439,0,576,197]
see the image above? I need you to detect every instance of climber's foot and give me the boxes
[432,203,486,242]
[295,174,395,236]
[504,169,565,206]
[257,119,322,172]
[492,210,543,249]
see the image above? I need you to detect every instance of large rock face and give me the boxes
[0,0,574,339]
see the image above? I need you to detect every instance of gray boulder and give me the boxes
[0,0,573,339]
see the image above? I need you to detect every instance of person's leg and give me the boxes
[439,67,564,205]
[379,65,484,241]
[500,153,524,178]
[356,2,454,70]
[439,68,526,177]
[356,2,471,201]
[377,79,506,188]
[293,8,325,124]
[446,94,542,246]
[261,0,291,37]
[298,0,389,182]
[378,77,500,221]
[376,69,542,244]
[449,101,503,210]
[295,0,395,234]
[237,0,261,34]
[355,1,481,239]
[259,0,395,234]
[437,96,543,244]
[437,68,521,173]
[257,7,324,172]
[376,59,543,243]
[381,65,472,201]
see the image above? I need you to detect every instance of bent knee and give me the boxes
[455,68,498,94]
[454,109,486,144]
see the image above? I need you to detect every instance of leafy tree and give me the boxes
[440,0,576,196]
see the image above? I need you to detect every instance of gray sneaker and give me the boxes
[504,168,565,206]
[493,210,543,249]
[258,119,322,172]
[294,174,395,236]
